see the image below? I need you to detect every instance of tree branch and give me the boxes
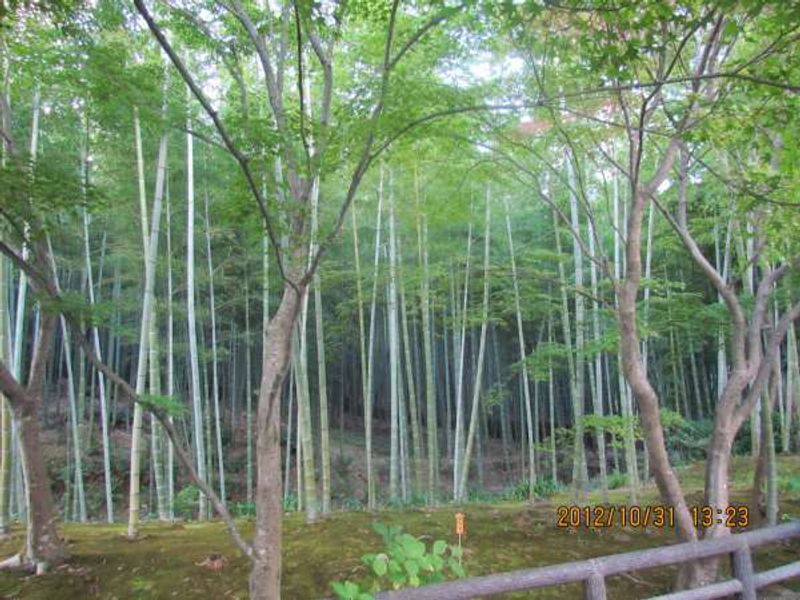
[0,91,15,156]
[292,1,312,167]
[748,259,798,369]
[0,238,52,297]
[302,0,401,284]
[651,186,748,373]
[223,0,293,168]
[132,0,295,291]
[733,301,800,428]
[0,359,29,408]
[387,4,462,72]
[301,5,334,171]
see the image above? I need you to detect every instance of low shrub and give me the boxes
[173,484,199,520]
[330,522,466,599]
[607,470,628,490]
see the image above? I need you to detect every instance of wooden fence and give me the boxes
[367,520,800,600]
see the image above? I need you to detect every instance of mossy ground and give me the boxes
[0,456,798,599]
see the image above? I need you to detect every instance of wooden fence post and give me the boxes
[584,572,606,600]
[731,545,756,600]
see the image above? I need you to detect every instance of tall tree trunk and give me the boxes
[148,311,168,520]
[387,167,401,503]
[0,239,10,534]
[283,363,294,505]
[493,329,512,477]
[714,220,733,403]
[452,215,473,500]
[165,185,175,520]
[82,210,113,523]
[565,160,589,500]
[619,142,698,564]
[350,198,371,508]
[548,317,557,483]
[640,202,655,379]
[9,89,41,533]
[0,45,7,505]
[257,202,270,508]
[553,207,587,500]
[443,303,454,463]
[185,105,208,522]
[292,309,317,521]
[688,336,705,420]
[310,178,331,514]
[613,172,639,501]
[457,187,491,502]
[397,338,410,502]
[0,310,67,571]
[753,350,780,527]
[249,279,305,600]
[294,366,303,512]
[764,355,779,525]
[782,320,797,453]
[47,242,86,523]
[245,277,254,505]
[128,112,166,537]
[203,183,226,507]
[398,238,423,496]
[415,172,438,503]
[504,198,536,498]
[364,186,384,510]
[587,213,609,502]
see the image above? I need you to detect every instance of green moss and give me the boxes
[0,456,797,599]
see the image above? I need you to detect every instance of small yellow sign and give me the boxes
[455,512,466,536]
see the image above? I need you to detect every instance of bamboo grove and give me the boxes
[0,0,799,596]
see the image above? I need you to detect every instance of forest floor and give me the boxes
[0,455,798,600]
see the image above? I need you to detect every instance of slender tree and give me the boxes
[452,212,473,500]
[457,187,491,501]
[503,197,536,498]
[203,179,226,507]
[184,97,207,521]
[128,117,167,537]
[415,169,438,502]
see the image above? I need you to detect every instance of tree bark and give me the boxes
[203,184,226,508]
[185,103,208,521]
[245,277,254,505]
[48,242,86,523]
[387,166,401,502]
[82,210,113,523]
[504,198,536,498]
[620,184,697,544]
[553,204,587,501]
[619,128,698,559]
[128,121,167,535]
[0,241,8,530]
[311,183,331,515]
[415,173,438,502]
[291,313,317,520]
[613,172,639,501]
[587,214,608,502]
[398,237,423,496]
[0,311,66,572]
[782,321,797,453]
[452,215,473,500]
[164,187,175,520]
[457,188,491,501]
[364,188,384,510]
[249,281,304,600]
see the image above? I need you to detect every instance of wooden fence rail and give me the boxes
[366,520,800,600]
